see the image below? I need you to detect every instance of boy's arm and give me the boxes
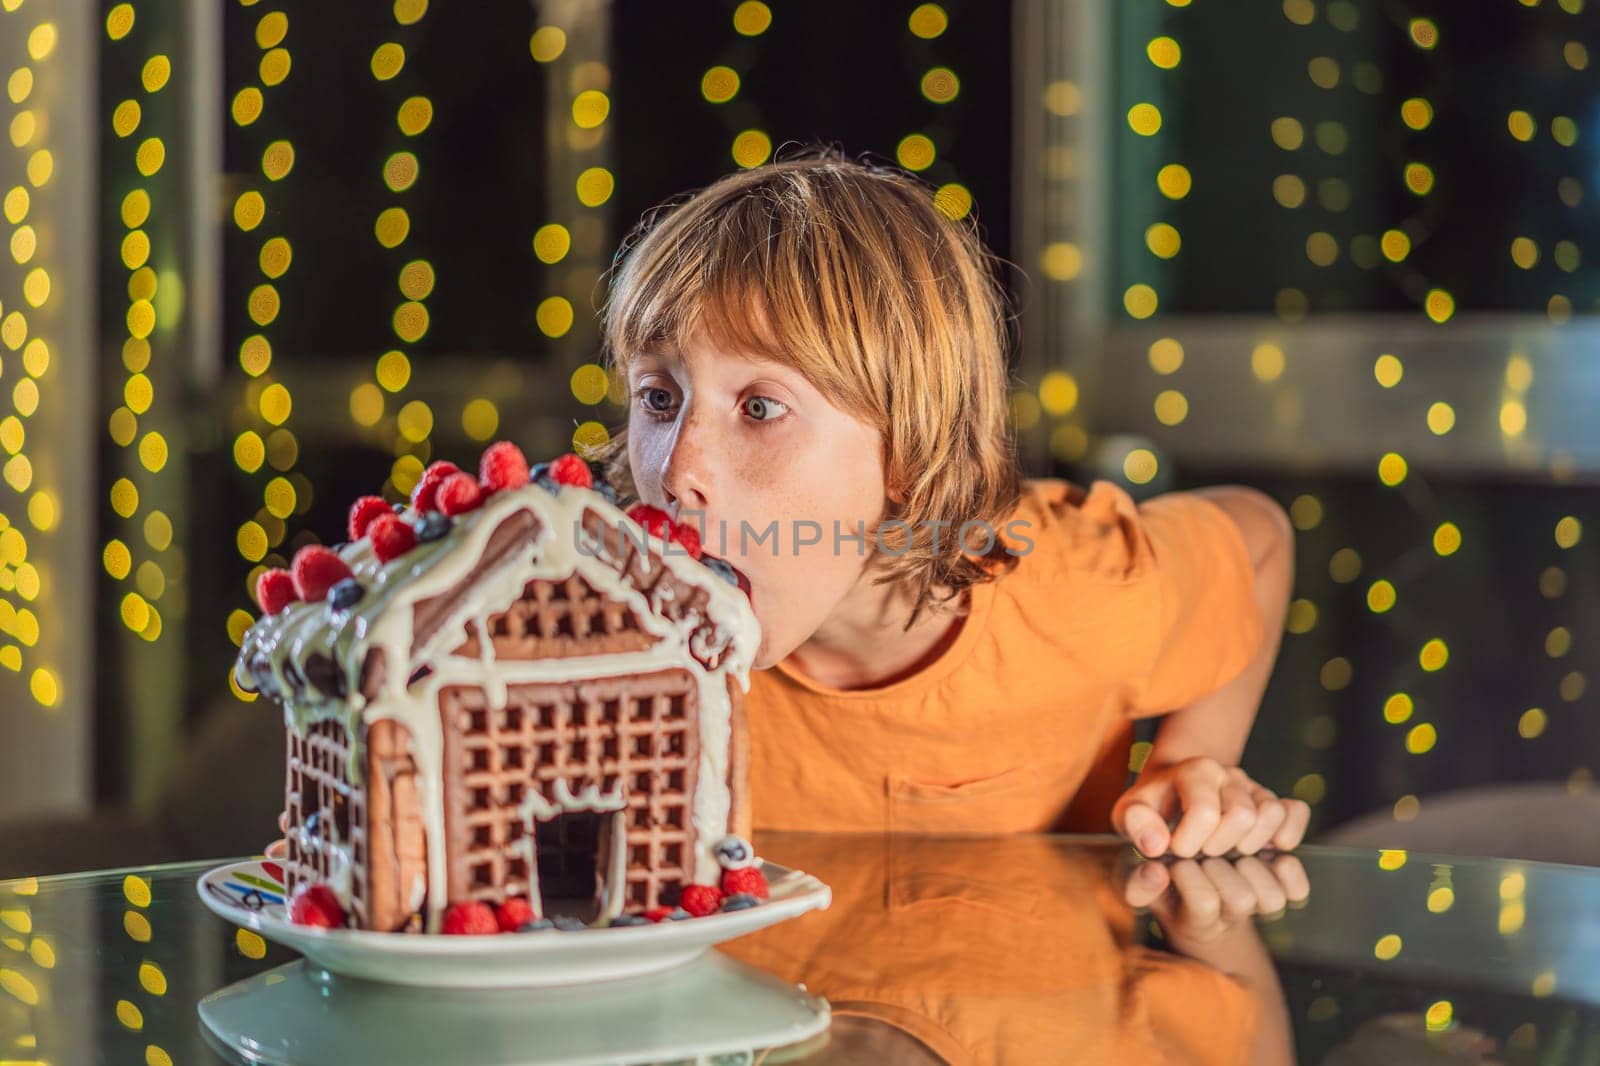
[1114,487,1308,858]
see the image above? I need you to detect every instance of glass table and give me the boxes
[2,831,1597,1064]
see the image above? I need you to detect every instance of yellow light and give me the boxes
[4,186,28,225]
[1520,708,1548,739]
[266,427,298,470]
[1036,371,1079,417]
[1251,343,1286,382]
[573,420,610,453]
[929,182,973,222]
[1289,495,1322,531]
[0,311,25,350]
[236,928,268,960]
[369,207,412,252]
[1500,902,1527,935]
[1419,638,1449,672]
[2,417,26,455]
[390,454,424,495]
[113,98,142,138]
[21,266,47,308]
[234,190,266,231]
[135,137,166,177]
[1407,723,1438,754]
[139,431,168,472]
[920,67,960,104]
[258,383,292,425]
[27,23,57,61]
[909,3,949,38]
[1368,579,1397,613]
[142,55,171,93]
[1400,97,1433,130]
[259,47,291,86]
[1328,548,1363,586]
[1305,232,1338,267]
[394,0,428,25]
[382,151,418,193]
[1146,36,1181,69]
[1425,1001,1453,1031]
[29,668,56,707]
[392,301,429,343]
[461,398,499,441]
[570,363,609,405]
[1148,338,1184,374]
[259,236,292,279]
[375,350,411,392]
[255,10,289,49]
[22,339,46,377]
[247,284,279,326]
[117,999,144,1032]
[537,296,575,338]
[1404,162,1435,196]
[1043,80,1081,116]
[264,476,296,519]
[529,26,566,63]
[233,430,265,472]
[1409,17,1438,48]
[1286,598,1317,633]
[1566,41,1590,70]
[26,148,52,187]
[1374,934,1402,961]
[1380,229,1410,262]
[1041,242,1082,282]
[7,68,32,105]
[8,109,35,149]
[533,224,571,265]
[1320,656,1353,691]
[398,259,434,301]
[1552,116,1578,146]
[227,608,253,646]
[369,42,407,86]
[397,399,433,442]
[734,1,773,35]
[1555,515,1583,548]
[124,910,151,942]
[1272,175,1306,208]
[1508,110,1536,141]
[1270,117,1304,150]
[1424,288,1458,324]
[1378,849,1407,871]
[107,3,135,39]
[1426,401,1455,435]
[1293,773,1326,804]
[261,139,294,180]
[1123,284,1158,320]
[104,540,133,581]
[576,167,615,207]
[1374,353,1404,387]
[1308,56,1340,89]
[28,936,54,968]
[143,510,171,551]
[120,591,151,632]
[0,968,39,1005]
[397,96,433,136]
[24,491,50,532]
[1511,236,1539,269]
[237,521,268,562]
[1554,240,1580,271]
[3,454,31,492]
[727,128,772,169]
[1433,522,1461,556]
[1549,294,1573,323]
[10,224,35,264]
[239,335,271,377]
[1156,164,1191,199]
[1122,448,1158,485]
[571,88,610,128]
[895,133,937,172]
[1395,795,1420,821]
[1127,102,1162,136]
[1145,222,1181,259]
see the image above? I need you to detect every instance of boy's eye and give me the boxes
[743,396,788,422]
[640,387,675,413]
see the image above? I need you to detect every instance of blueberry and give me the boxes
[609,914,648,927]
[331,541,349,553]
[527,462,550,484]
[303,812,321,839]
[415,511,451,543]
[518,918,555,933]
[533,475,561,494]
[595,482,618,504]
[328,578,365,610]
[703,557,741,588]
[587,459,608,484]
[720,893,760,912]
[391,502,407,514]
[666,907,692,921]
[551,915,587,931]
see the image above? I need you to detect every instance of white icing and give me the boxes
[239,482,758,931]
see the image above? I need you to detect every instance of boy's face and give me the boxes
[626,330,888,669]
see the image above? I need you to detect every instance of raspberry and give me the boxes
[669,520,702,560]
[368,514,417,563]
[548,453,593,489]
[436,472,484,516]
[679,884,723,917]
[495,897,536,933]
[441,901,499,935]
[288,883,345,928]
[290,546,352,603]
[720,866,769,900]
[626,504,673,542]
[347,495,391,542]
[255,567,298,615]
[479,441,530,492]
[643,906,674,923]
[410,461,461,513]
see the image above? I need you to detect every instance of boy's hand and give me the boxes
[1122,852,1310,944]
[264,809,288,859]
[1112,756,1310,859]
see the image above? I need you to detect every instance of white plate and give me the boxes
[197,858,831,989]
[198,953,831,1066]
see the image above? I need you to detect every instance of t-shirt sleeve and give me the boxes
[1124,490,1265,719]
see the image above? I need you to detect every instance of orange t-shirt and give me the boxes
[746,478,1265,835]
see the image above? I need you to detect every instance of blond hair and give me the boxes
[597,145,1021,625]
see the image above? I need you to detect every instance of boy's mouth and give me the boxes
[704,552,754,607]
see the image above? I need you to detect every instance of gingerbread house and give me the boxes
[234,459,759,933]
